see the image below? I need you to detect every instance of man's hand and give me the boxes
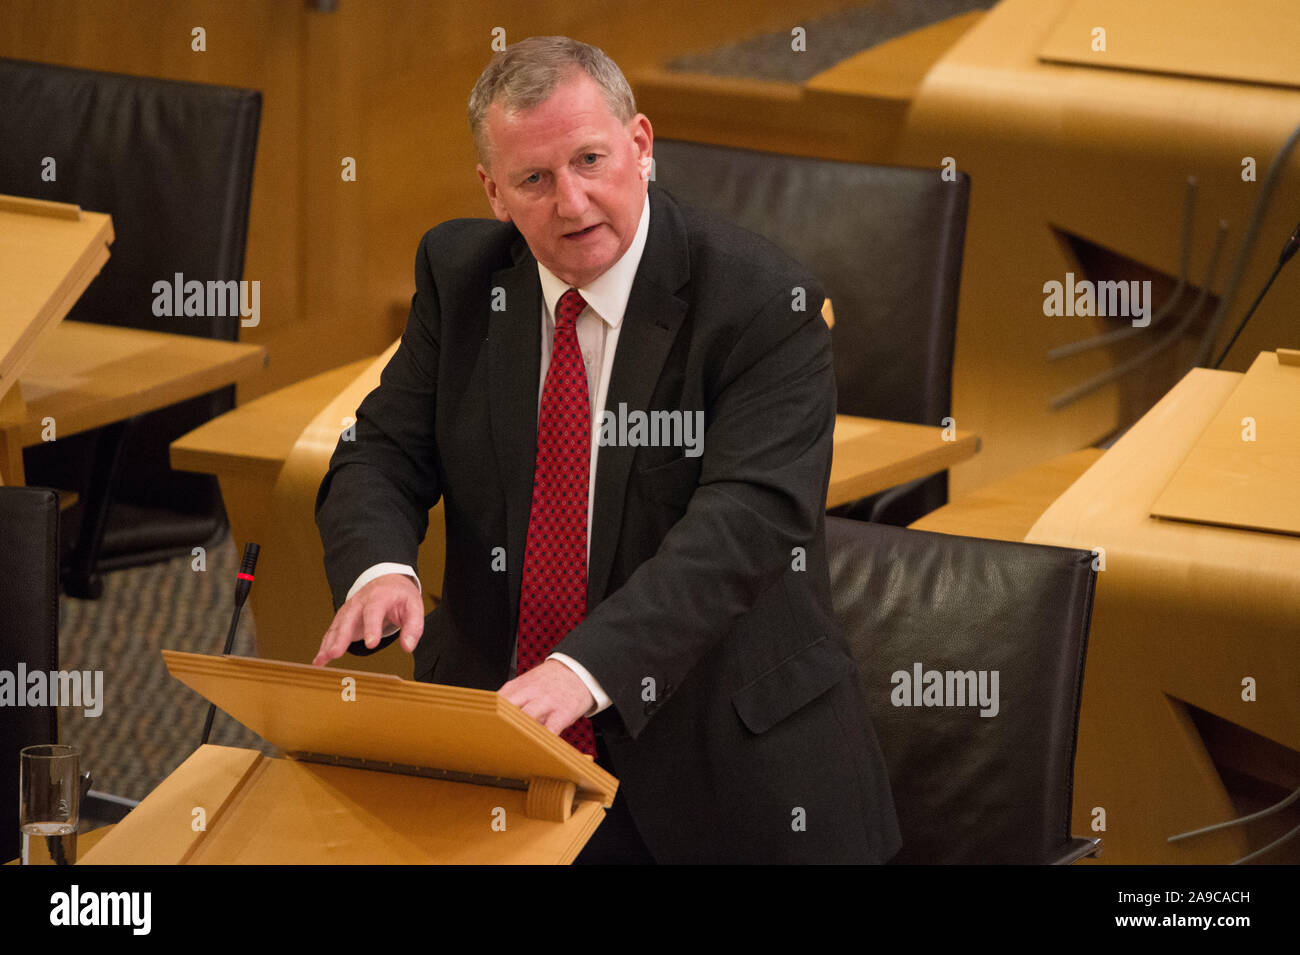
[498,659,595,734]
[312,573,424,666]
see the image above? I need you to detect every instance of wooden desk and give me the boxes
[896,0,1300,495]
[0,195,113,411]
[828,415,978,509]
[0,321,266,485]
[1023,364,1300,864]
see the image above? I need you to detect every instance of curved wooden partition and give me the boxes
[255,341,444,677]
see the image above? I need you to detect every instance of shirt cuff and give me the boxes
[548,653,612,717]
[347,563,422,638]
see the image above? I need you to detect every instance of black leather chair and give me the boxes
[0,486,60,863]
[0,58,261,595]
[825,516,1101,863]
[651,140,969,525]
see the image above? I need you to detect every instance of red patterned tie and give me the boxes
[516,288,596,756]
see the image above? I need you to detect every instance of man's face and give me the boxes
[477,71,653,289]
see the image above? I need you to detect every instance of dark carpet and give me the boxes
[58,529,276,806]
[668,0,997,83]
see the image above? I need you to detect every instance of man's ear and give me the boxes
[477,164,512,223]
[630,113,654,179]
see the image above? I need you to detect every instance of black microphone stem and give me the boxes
[1212,219,1300,370]
[200,543,260,747]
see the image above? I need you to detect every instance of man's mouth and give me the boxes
[564,224,601,239]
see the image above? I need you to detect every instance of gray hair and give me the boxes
[468,36,637,168]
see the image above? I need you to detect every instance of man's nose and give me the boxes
[554,168,590,220]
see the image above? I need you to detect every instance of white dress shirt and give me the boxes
[348,192,652,717]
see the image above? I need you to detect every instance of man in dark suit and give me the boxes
[313,36,900,863]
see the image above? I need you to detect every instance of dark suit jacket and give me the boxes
[316,184,901,863]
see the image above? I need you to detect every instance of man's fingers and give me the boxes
[361,599,389,649]
[398,590,424,652]
[313,601,358,666]
[314,577,424,666]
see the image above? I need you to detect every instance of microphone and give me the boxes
[1211,217,1300,369]
[200,542,260,746]
[1281,219,1300,267]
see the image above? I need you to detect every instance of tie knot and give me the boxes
[556,288,586,329]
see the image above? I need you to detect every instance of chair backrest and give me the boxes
[825,516,1095,863]
[651,140,969,523]
[0,57,261,519]
[0,486,60,863]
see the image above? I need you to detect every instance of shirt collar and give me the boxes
[537,191,650,330]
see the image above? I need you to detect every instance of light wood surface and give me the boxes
[827,415,979,509]
[0,321,267,486]
[805,10,985,104]
[1026,362,1300,863]
[79,745,262,865]
[0,195,113,408]
[162,650,616,805]
[81,650,620,864]
[909,447,1103,541]
[186,755,605,864]
[172,358,371,484]
[1151,350,1300,535]
[77,824,115,856]
[1039,0,1300,89]
[81,745,605,865]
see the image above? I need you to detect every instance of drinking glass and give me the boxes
[19,744,79,865]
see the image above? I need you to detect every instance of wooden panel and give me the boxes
[162,651,617,805]
[1151,350,1300,535]
[1040,0,1300,89]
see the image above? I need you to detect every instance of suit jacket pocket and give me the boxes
[632,451,702,510]
[731,639,855,734]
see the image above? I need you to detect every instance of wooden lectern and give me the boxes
[79,652,618,864]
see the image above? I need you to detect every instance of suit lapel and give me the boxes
[587,186,690,606]
[488,236,542,631]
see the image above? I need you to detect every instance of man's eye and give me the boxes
[522,172,541,185]
[582,153,598,165]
